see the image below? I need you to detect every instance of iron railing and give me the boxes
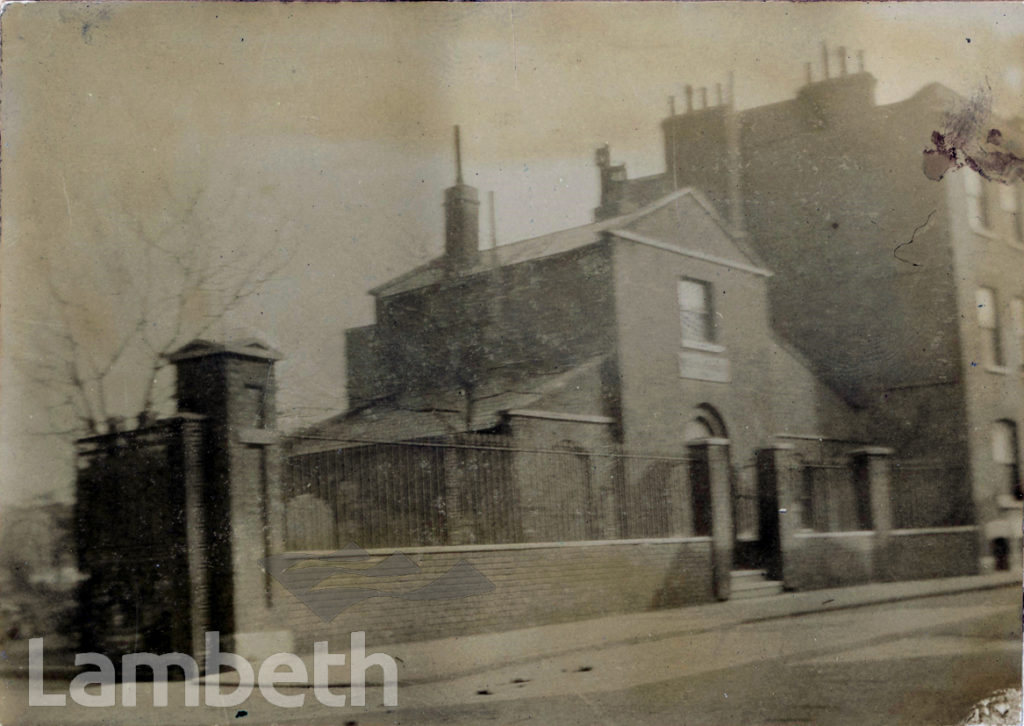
[282,434,699,550]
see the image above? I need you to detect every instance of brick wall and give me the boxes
[784,527,979,591]
[348,244,617,406]
[785,532,876,590]
[257,539,713,651]
[883,527,979,581]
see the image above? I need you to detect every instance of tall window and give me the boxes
[1016,186,1024,244]
[976,287,1004,367]
[965,172,991,230]
[678,279,714,345]
[1012,297,1024,373]
[999,183,1024,244]
[992,420,1022,500]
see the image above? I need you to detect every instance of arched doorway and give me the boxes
[684,405,728,539]
[684,404,728,443]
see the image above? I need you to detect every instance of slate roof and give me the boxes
[286,356,609,456]
[370,187,762,298]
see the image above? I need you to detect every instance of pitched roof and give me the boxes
[370,187,758,298]
[286,356,608,455]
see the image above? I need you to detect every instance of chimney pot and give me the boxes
[454,125,463,185]
[488,190,497,250]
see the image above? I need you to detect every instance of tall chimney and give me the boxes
[685,85,694,112]
[838,46,847,76]
[822,42,830,80]
[444,125,480,265]
[488,190,497,250]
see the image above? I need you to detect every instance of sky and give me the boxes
[2,1,1023,505]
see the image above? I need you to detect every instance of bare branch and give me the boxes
[24,181,290,439]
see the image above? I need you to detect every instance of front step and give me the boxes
[730,569,783,600]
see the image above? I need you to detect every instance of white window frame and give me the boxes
[1011,297,1024,374]
[965,172,995,236]
[1013,184,1024,249]
[992,420,1022,500]
[678,279,721,351]
[976,287,1005,370]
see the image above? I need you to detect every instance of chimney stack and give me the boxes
[685,85,694,112]
[444,125,480,265]
[488,190,497,250]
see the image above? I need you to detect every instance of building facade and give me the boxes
[597,51,1023,569]
[75,57,1014,660]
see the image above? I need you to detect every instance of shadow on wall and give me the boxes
[651,541,715,609]
[785,534,875,591]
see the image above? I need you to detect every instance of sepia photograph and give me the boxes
[0,2,1022,724]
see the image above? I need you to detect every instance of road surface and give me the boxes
[3,586,1019,725]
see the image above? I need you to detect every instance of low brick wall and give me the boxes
[257,538,714,652]
[784,527,979,591]
[785,531,876,590]
[883,527,978,581]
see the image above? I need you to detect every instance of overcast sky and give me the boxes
[3,2,1023,505]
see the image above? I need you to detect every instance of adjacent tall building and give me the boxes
[596,49,1024,568]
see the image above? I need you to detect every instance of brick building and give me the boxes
[596,50,1024,570]
[75,54,1013,660]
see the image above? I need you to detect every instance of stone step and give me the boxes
[729,570,783,600]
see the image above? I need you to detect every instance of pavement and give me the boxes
[2,572,1019,725]
[345,570,1022,688]
[4,571,1019,686]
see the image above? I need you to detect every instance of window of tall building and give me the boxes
[678,279,714,346]
[1012,297,1024,373]
[976,287,1004,367]
[1016,186,1024,246]
[998,183,1024,245]
[992,420,1022,500]
[965,172,992,231]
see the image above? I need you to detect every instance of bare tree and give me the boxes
[16,183,291,438]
